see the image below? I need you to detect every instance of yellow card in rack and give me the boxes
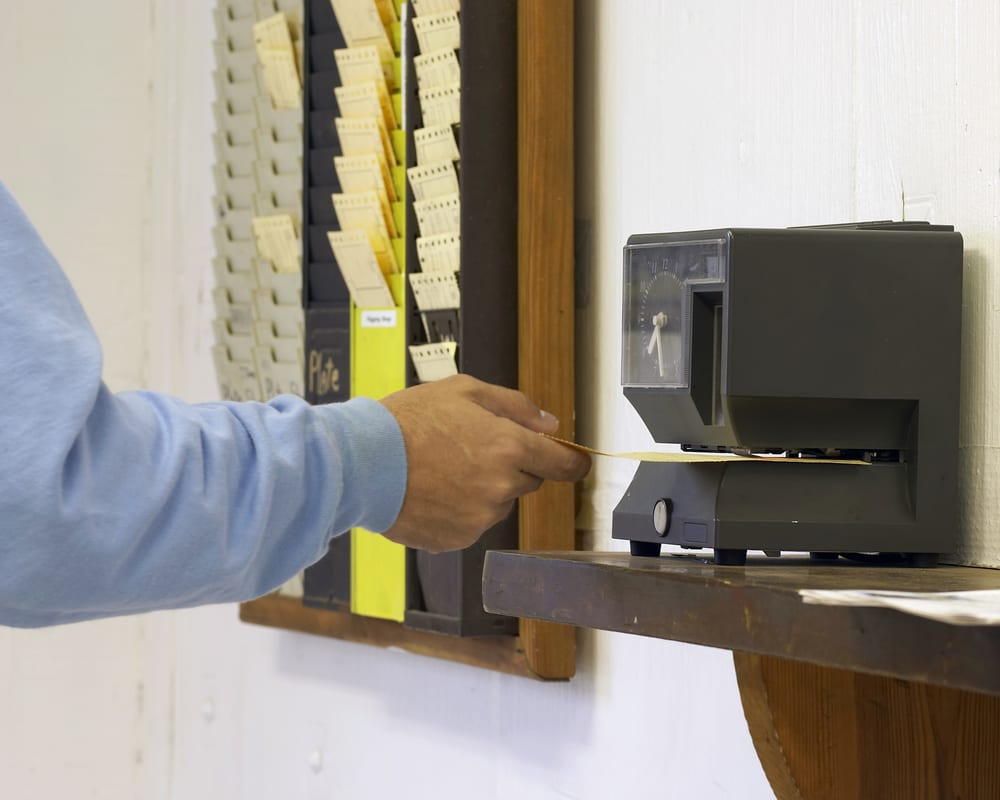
[334,80,396,131]
[335,152,396,204]
[253,14,301,110]
[329,0,394,62]
[327,229,398,308]
[251,214,300,273]
[332,190,397,240]
[336,116,396,169]
[334,45,395,90]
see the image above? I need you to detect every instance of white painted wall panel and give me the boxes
[954,0,1000,567]
[0,3,157,799]
[0,1,155,393]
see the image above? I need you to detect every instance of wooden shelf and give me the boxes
[482,550,1000,695]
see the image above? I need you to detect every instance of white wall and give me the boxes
[0,3,156,797]
[1,1,997,799]
[575,0,1000,572]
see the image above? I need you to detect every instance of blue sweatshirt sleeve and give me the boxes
[0,181,407,628]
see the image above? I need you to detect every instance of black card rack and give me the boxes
[300,0,520,636]
[244,0,578,678]
[401,0,519,636]
[300,0,352,613]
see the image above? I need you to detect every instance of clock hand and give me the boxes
[646,312,668,378]
[655,324,665,377]
[646,319,660,356]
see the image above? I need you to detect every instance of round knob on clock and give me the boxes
[653,498,673,536]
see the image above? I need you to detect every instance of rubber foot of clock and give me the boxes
[809,551,841,561]
[905,552,939,568]
[713,548,747,566]
[629,540,662,558]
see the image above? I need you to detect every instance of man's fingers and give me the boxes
[516,431,592,483]
[463,377,560,434]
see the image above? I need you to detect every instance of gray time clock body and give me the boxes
[612,223,963,566]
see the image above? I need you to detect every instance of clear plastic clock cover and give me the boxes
[622,237,727,388]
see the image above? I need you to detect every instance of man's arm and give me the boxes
[0,181,590,627]
[0,182,408,626]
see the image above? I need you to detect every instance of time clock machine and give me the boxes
[612,222,964,566]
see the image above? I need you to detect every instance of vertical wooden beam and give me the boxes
[518,0,576,679]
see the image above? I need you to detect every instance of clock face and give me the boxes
[622,237,727,388]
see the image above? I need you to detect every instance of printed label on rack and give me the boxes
[336,116,396,168]
[361,309,398,328]
[253,14,302,110]
[335,80,396,131]
[416,233,461,273]
[332,190,396,240]
[335,45,394,90]
[329,0,394,61]
[327,230,396,309]
[411,0,461,17]
[412,11,461,54]
[413,125,460,166]
[251,214,300,273]
[335,152,396,203]
[414,48,462,90]
[409,271,461,311]
[407,161,460,202]
[409,342,458,383]
[418,82,461,128]
[413,193,460,237]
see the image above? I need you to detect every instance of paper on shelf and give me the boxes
[798,588,1000,626]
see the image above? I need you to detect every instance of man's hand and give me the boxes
[380,375,591,552]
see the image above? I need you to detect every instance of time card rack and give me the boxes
[236,0,577,676]
[295,0,521,637]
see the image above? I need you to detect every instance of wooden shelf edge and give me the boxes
[483,550,1000,695]
[239,595,572,681]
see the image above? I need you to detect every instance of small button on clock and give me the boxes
[653,498,673,536]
